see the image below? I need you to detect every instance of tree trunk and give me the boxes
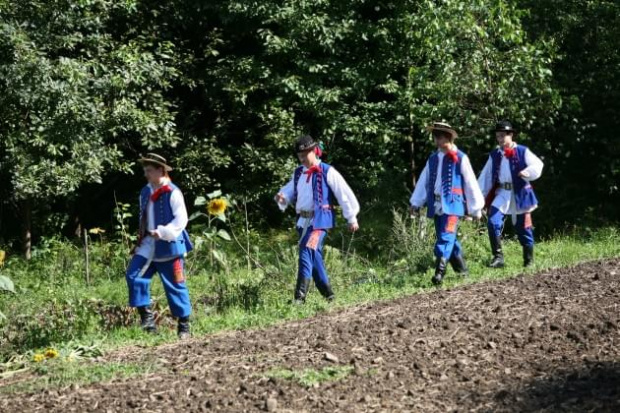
[410,123,417,189]
[21,199,32,260]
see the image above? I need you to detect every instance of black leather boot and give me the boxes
[316,282,335,302]
[137,306,156,333]
[488,236,505,268]
[431,257,447,285]
[523,245,534,268]
[293,277,311,304]
[177,317,190,340]
[449,254,469,276]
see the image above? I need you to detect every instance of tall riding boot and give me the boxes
[177,317,190,340]
[293,277,311,304]
[431,257,448,285]
[137,306,156,333]
[488,236,505,268]
[449,254,469,277]
[316,282,335,302]
[523,245,534,268]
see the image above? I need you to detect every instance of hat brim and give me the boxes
[495,128,516,133]
[426,126,458,139]
[296,143,318,153]
[138,158,173,172]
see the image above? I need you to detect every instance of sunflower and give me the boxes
[44,348,59,359]
[207,198,228,216]
[33,353,45,363]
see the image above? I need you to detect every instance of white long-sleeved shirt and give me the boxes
[276,161,360,227]
[477,143,544,215]
[409,148,485,218]
[134,178,189,262]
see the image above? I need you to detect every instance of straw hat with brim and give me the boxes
[426,122,458,139]
[138,153,173,172]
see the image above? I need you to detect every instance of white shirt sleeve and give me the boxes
[155,189,188,241]
[477,156,493,198]
[410,161,430,208]
[275,172,296,212]
[521,149,544,181]
[460,155,485,218]
[326,167,360,225]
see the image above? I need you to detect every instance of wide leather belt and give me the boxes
[299,210,314,218]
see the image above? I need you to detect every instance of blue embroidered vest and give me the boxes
[293,163,335,230]
[490,144,538,210]
[139,182,193,260]
[426,150,467,218]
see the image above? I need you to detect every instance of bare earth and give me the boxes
[2,259,619,412]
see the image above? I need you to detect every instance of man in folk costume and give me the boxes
[125,153,193,339]
[410,122,485,285]
[478,121,544,268]
[275,135,360,303]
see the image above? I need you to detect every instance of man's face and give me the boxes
[143,165,164,185]
[433,132,452,149]
[297,148,316,167]
[496,131,514,147]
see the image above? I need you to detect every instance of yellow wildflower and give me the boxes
[44,348,59,359]
[0,250,5,267]
[207,198,228,216]
[88,227,106,235]
[33,353,45,363]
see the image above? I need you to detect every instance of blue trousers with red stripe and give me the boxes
[297,227,331,291]
[433,214,463,260]
[487,207,535,247]
[125,255,192,318]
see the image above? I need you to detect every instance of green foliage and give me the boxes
[1,217,619,363]
[1,359,150,395]
[0,1,179,201]
[518,0,620,226]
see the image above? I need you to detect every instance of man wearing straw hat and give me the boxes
[275,135,360,303]
[478,121,544,268]
[125,153,193,339]
[410,122,485,285]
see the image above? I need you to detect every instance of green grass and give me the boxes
[263,366,355,387]
[0,220,619,394]
[0,359,153,395]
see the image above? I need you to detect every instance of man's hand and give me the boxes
[348,222,359,232]
[409,206,421,217]
[149,230,161,240]
[275,193,287,205]
[518,170,530,178]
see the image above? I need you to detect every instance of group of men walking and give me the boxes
[125,120,543,338]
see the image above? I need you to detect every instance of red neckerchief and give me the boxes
[150,185,172,202]
[446,150,459,163]
[504,146,516,158]
[303,165,321,183]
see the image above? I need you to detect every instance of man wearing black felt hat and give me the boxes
[274,135,360,303]
[478,121,544,268]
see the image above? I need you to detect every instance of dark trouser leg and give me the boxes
[487,207,505,268]
[516,213,535,267]
[449,239,469,276]
[432,215,459,285]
